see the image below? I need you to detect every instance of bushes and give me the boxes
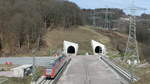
[136,14,150,62]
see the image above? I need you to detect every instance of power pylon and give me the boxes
[104,7,112,30]
[93,9,96,27]
[124,0,140,64]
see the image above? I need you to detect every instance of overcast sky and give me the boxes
[69,0,150,15]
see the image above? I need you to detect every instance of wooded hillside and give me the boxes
[0,0,83,56]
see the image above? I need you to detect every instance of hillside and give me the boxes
[0,0,83,57]
[35,26,131,56]
[39,26,112,55]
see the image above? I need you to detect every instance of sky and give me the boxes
[69,0,150,15]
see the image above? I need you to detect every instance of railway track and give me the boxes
[35,76,51,84]
[36,58,71,84]
[40,79,52,84]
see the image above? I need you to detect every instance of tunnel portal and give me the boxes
[67,46,75,54]
[95,46,102,54]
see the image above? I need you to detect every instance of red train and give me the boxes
[44,55,69,79]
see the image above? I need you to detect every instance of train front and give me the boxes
[44,59,56,79]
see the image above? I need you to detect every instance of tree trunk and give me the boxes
[0,38,2,51]
[27,34,30,49]
[36,35,41,50]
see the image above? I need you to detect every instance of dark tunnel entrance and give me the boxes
[67,46,75,54]
[95,46,102,53]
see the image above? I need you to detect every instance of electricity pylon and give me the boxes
[104,7,109,30]
[91,7,113,28]
[93,9,96,27]
[124,0,140,64]
[104,6,112,30]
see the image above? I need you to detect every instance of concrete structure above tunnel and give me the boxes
[91,40,107,55]
[63,41,79,55]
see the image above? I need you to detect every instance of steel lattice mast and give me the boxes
[104,7,110,30]
[124,0,140,64]
[104,6,113,30]
[93,9,96,27]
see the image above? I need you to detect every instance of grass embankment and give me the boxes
[39,26,111,55]
[95,28,128,54]
[133,67,150,84]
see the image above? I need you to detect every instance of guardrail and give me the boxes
[101,56,139,83]
[0,78,8,84]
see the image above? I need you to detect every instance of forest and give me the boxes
[0,0,83,55]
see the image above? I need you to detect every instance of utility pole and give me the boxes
[32,49,36,84]
[32,35,40,84]
[124,0,140,64]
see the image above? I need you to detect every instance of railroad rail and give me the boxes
[36,58,71,84]
[101,56,139,83]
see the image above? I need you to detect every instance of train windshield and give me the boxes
[47,59,56,69]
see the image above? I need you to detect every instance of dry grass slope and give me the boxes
[40,26,111,55]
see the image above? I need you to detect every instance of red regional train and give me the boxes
[44,55,69,79]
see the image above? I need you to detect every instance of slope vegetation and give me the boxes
[40,26,111,55]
